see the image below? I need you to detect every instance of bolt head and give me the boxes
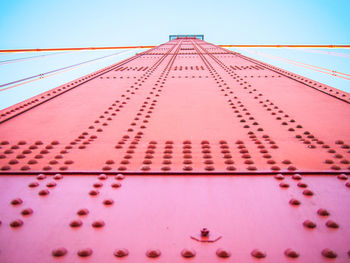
[146,249,161,258]
[11,198,23,205]
[317,208,330,216]
[114,248,129,257]
[251,249,266,258]
[115,174,125,180]
[200,228,210,237]
[325,220,339,229]
[284,248,299,258]
[216,248,231,258]
[77,248,93,257]
[10,219,23,228]
[21,208,33,216]
[322,248,337,258]
[52,247,67,257]
[303,220,316,229]
[181,248,196,258]
[92,220,105,228]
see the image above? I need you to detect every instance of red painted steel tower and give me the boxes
[0,36,350,262]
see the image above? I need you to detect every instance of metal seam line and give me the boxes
[0,44,350,53]
[0,50,135,92]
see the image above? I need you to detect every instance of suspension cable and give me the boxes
[287,48,350,58]
[237,48,350,81]
[0,50,135,92]
[0,51,73,65]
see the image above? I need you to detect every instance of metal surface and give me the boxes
[0,38,350,262]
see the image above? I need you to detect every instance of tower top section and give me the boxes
[169,34,204,40]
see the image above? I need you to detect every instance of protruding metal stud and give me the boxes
[302,189,314,196]
[77,248,93,257]
[146,249,161,258]
[103,199,114,205]
[114,248,129,257]
[274,174,284,180]
[303,220,316,228]
[70,219,83,228]
[52,247,68,257]
[289,199,301,205]
[115,174,125,180]
[21,208,33,216]
[92,220,105,228]
[11,198,23,205]
[325,220,339,229]
[321,248,337,258]
[216,248,231,258]
[284,248,299,258]
[317,208,330,216]
[10,219,23,228]
[77,208,89,216]
[251,249,266,258]
[28,182,39,188]
[181,248,196,258]
[38,189,50,196]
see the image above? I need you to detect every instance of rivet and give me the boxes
[146,249,161,258]
[297,182,308,188]
[284,248,299,258]
[321,248,337,258]
[93,182,103,188]
[92,220,105,228]
[111,182,121,188]
[89,190,99,196]
[274,174,284,180]
[303,189,314,196]
[37,174,46,180]
[52,247,68,257]
[11,198,23,205]
[10,219,23,228]
[292,174,302,180]
[77,248,93,257]
[289,199,301,205]
[97,174,108,180]
[77,208,89,216]
[28,182,39,188]
[27,159,37,164]
[205,166,215,171]
[303,220,316,228]
[325,220,339,228]
[70,219,83,228]
[279,182,289,188]
[53,174,63,180]
[115,174,125,180]
[251,249,266,258]
[38,189,50,196]
[103,199,114,205]
[114,248,129,257]
[317,208,330,216]
[337,174,348,180]
[216,248,231,258]
[46,181,57,188]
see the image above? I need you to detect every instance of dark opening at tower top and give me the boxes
[169,35,204,41]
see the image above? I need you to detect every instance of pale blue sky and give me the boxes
[0,0,349,109]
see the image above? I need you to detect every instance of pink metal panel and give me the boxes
[0,174,350,262]
[0,38,349,262]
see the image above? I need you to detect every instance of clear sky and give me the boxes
[0,0,349,109]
